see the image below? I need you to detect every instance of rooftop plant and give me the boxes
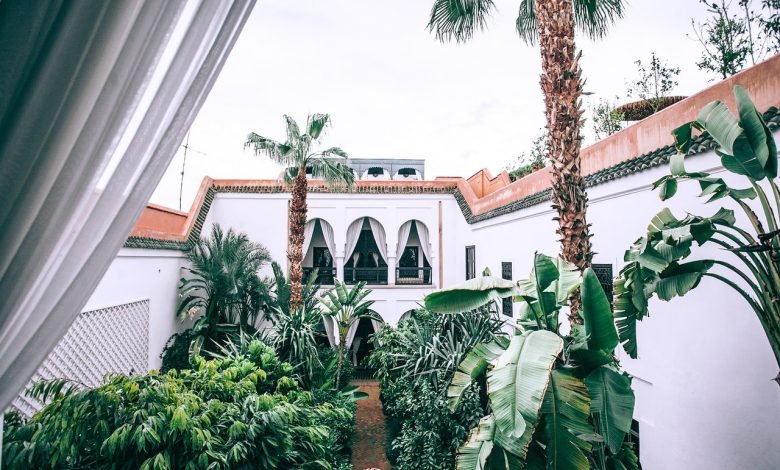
[615,85,780,384]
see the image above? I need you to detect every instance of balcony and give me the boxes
[345,267,388,285]
[303,266,336,285]
[395,266,432,285]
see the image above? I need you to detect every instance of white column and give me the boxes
[336,254,345,283]
[387,255,397,285]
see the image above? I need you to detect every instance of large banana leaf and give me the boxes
[581,268,619,351]
[425,276,518,313]
[613,276,640,359]
[541,369,593,470]
[515,254,582,329]
[456,415,496,470]
[585,366,635,453]
[487,330,563,459]
[735,85,777,178]
[655,260,713,301]
[448,338,510,412]
[607,442,640,470]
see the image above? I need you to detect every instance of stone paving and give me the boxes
[350,379,392,470]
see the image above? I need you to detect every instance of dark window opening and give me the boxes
[367,167,385,176]
[592,263,614,308]
[466,246,476,280]
[397,168,416,176]
[502,261,513,316]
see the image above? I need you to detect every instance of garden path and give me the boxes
[350,379,392,470]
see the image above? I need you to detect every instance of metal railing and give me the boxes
[352,368,377,380]
[344,267,388,285]
[395,266,432,285]
[302,267,336,285]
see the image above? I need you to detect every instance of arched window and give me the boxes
[302,218,336,284]
[345,217,388,284]
[395,220,432,285]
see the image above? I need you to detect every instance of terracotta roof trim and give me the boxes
[123,106,779,251]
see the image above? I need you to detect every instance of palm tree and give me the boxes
[428,0,625,319]
[319,280,377,389]
[246,114,355,312]
[177,224,271,355]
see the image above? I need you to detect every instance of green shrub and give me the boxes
[159,329,195,373]
[3,340,349,469]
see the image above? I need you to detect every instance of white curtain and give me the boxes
[320,219,336,259]
[344,218,363,263]
[370,319,383,346]
[0,0,255,412]
[368,218,387,262]
[417,221,432,265]
[345,320,360,349]
[396,220,413,259]
[322,316,336,347]
[302,219,317,259]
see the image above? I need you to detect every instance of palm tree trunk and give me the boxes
[534,0,593,323]
[336,331,346,389]
[288,164,308,312]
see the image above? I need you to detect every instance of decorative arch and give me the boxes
[396,220,432,284]
[345,217,388,284]
[399,309,416,323]
[303,218,336,284]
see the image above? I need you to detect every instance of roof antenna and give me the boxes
[179,132,207,211]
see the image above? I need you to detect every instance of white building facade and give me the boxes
[17,57,780,468]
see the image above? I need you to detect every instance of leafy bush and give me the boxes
[2,339,351,469]
[368,308,503,469]
[159,329,195,373]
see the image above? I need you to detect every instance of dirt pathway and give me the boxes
[350,379,392,470]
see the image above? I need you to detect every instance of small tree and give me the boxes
[590,98,625,141]
[627,52,681,113]
[690,0,774,80]
[505,130,547,182]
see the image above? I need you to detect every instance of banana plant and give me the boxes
[425,253,637,470]
[319,280,378,389]
[615,86,780,384]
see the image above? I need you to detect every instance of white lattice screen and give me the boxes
[11,299,150,417]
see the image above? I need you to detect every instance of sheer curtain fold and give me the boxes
[320,220,336,258]
[344,218,363,262]
[368,218,387,262]
[396,220,413,259]
[417,221,432,264]
[345,320,360,349]
[302,219,317,259]
[0,0,256,412]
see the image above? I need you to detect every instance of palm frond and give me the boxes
[244,132,295,166]
[516,0,626,45]
[428,0,496,43]
[306,113,331,140]
[309,158,356,187]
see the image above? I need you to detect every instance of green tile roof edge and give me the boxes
[123,107,779,251]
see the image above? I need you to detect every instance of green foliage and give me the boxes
[176,224,271,357]
[159,329,196,373]
[320,280,377,388]
[368,308,504,469]
[265,261,322,317]
[591,98,625,140]
[626,52,680,113]
[505,131,547,182]
[245,114,355,186]
[421,253,637,469]
[690,0,775,80]
[616,86,780,381]
[269,304,326,387]
[2,339,351,469]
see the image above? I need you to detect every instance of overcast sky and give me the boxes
[151,0,720,210]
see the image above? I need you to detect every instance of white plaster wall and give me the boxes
[82,144,778,468]
[84,248,186,370]
[465,149,780,469]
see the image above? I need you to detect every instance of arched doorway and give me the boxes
[345,217,388,284]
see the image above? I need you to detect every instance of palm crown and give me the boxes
[245,113,355,185]
[428,0,626,44]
